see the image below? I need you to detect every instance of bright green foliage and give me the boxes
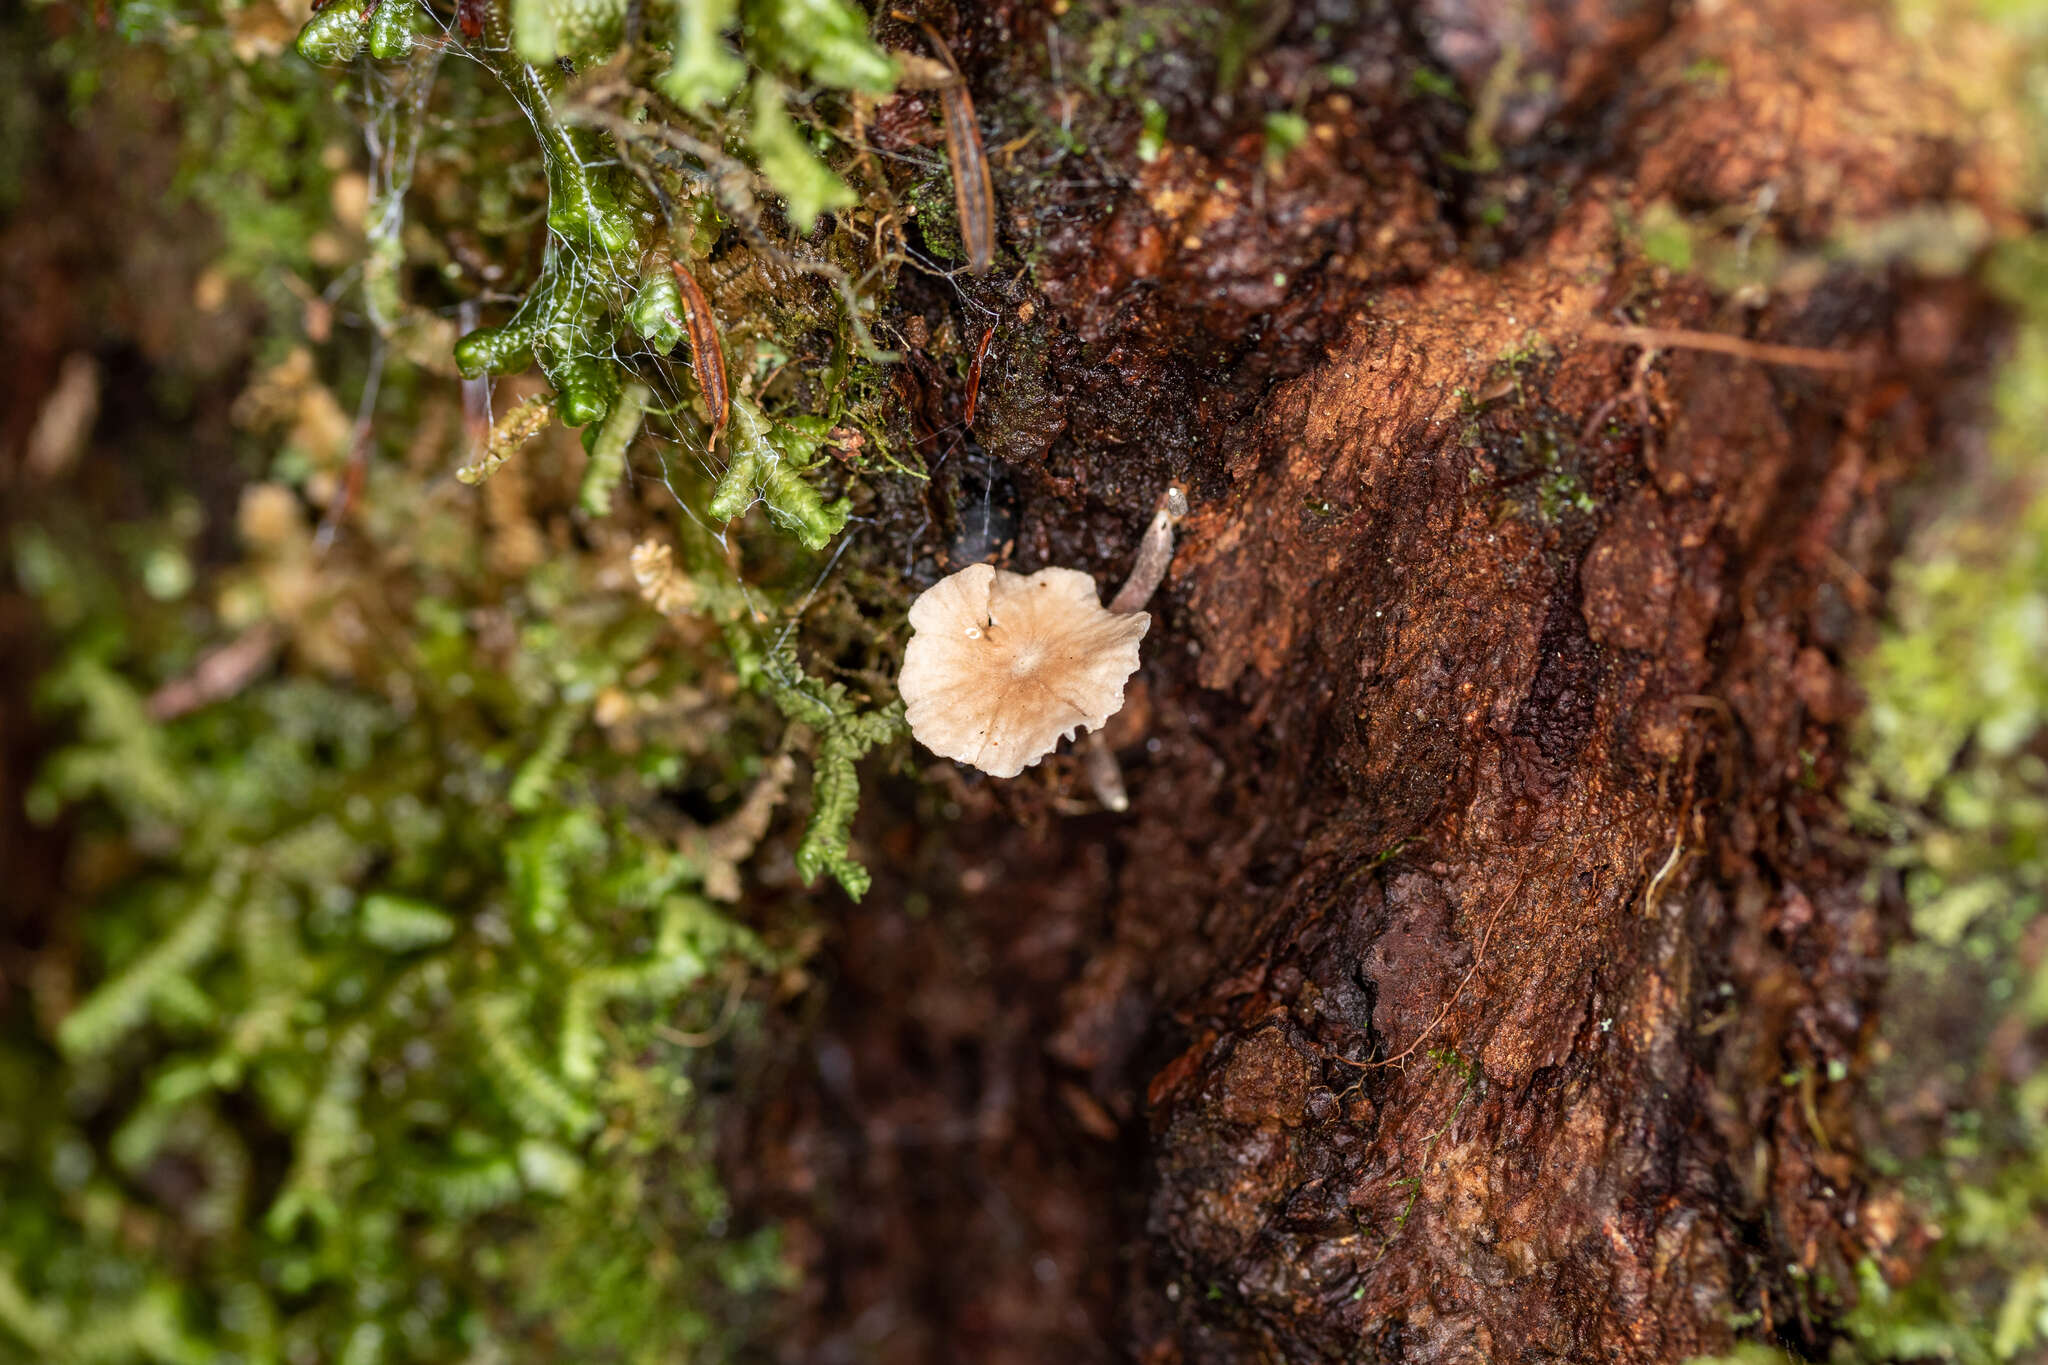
[733,635,903,900]
[662,0,748,110]
[627,267,686,352]
[660,0,895,110]
[512,0,629,64]
[358,894,458,951]
[709,439,767,524]
[473,996,602,1140]
[295,6,369,65]
[755,0,900,92]
[479,245,614,378]
[30,653,191,830]
[550,351,625,428]
[297,0,421,65]
[451,283,550,379]
[7,479,797,1361]
[54,859,240,1060]
[1637,200,1696,272]
[283,0,900,547]
[509,707,586,813]
[763,456,853,550]
[10,0,924,1359]
[453,246,627,426]
[367,0,420,61]
[541,149,638,255]
[749,76,858,233]
[581,381,649,515]
[1261,110,1307,169]
[1135,97,1168,162]
[709,395,851,548]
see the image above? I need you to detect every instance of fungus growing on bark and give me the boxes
[900,563,1149,778]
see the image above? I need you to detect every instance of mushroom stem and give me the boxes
[1079,730,1130,812]
[1084,485,1186,812]
[1109,485,1188,615]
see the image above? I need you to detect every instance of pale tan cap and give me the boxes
[900,563,1150,778]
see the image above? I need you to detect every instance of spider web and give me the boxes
[330,0,1075,638]
[335,5,771,595]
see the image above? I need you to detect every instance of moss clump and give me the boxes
[706,395,852,549]
[2,0,924,1330]
[287,0,911,534]
[735,637,903,899]
[8,423,808,1359]
[1813,235,2048,1365]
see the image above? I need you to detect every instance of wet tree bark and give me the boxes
[734,0,2006,1360]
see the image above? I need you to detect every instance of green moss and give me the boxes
[627,267,687,353]
[662,0,748,110]
[1825,238,2048,1357]
[366,1,419,61]
[732,634,903,901]
[2,0,953,1353]
[1409,66,1460,101]
[295,6,369,65]
[1137,97,1168,162]
[510,0,628,64]
[747,75,858,233]
[10,453,808,1362]
[707,395,851,549]
[1638,200,1697,272]
[750,0,899,93]
[580,381,649,515]
[281,0,902,547]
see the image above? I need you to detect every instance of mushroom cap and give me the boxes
[900,563,1149,779]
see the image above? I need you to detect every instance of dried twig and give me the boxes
[1582,323,1874,372]
[672,261,731,447]
[146,624,283,721]
[922,24,995,274]
[963,324,995,428]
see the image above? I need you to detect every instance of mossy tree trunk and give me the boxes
[734,0,2007,1359]
[1,0,2021,1358]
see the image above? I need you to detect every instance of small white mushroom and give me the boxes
[900,563,1149,778]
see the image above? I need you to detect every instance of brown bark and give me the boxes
[735,0,2007,1360]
